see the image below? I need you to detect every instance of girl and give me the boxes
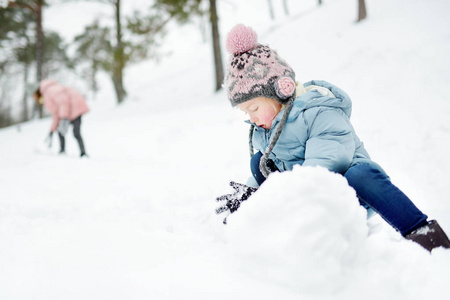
[216,24,450,252]
[34,80,89,157]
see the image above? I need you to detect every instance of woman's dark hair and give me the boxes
[34,88,41,98]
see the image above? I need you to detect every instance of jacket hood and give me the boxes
[283,80,352,123]
[40,79,60,94]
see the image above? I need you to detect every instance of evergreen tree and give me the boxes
[0,3,35,125]
[77,0,170,104]
[73,21,111,99]
[1,0,45,118]
[155,0,224,91]
[1,3,69,126]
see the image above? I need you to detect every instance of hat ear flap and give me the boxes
[259,96,295,177]
[274,77,296,100]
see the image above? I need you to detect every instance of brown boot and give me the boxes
[405,220,450,252]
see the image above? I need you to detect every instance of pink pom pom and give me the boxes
[275,77,296,99]
[226,24,258,54]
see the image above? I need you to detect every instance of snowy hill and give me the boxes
[1,0,450,299]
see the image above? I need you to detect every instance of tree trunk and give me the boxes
[22,63,30,122]
[90,60,99,100]
[267,0,275,19]
[209,0,224,92]
[318,0,322,6]
[113,0,126,104]
[36,0,44,117]
[357,0,367,22]
[283,0,289,16]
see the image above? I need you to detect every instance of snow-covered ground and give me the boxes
[1,0,450,299]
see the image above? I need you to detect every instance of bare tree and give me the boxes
[357,0,367,22]
[112,0,126,103]
[267,0,274,19]
[209,0,223,91]
[283,0,289,16]
[21,63,30,121]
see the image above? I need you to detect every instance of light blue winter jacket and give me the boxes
[251,80,382,175]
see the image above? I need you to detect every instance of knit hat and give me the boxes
[225,24,297,179]
[225,24,296,107]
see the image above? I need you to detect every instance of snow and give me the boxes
[1,0,450,299]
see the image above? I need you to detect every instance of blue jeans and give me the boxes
[344,164,428,236]
[251,153,428,236]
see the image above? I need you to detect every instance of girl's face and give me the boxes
[237,97,282,129]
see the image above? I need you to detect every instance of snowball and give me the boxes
[225,166,369,293]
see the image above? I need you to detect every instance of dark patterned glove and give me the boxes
[215,181,258,224]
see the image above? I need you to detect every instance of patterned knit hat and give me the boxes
[225,24,299,179]
[225,24,296,107]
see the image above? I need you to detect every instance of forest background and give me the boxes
[0,0,367,128]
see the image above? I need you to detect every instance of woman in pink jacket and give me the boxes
[34,79,89,157]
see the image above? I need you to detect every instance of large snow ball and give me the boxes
[225,166,369,292]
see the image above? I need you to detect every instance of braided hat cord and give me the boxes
[258,96,295,178]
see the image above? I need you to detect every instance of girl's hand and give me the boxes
[215,181,258,224]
